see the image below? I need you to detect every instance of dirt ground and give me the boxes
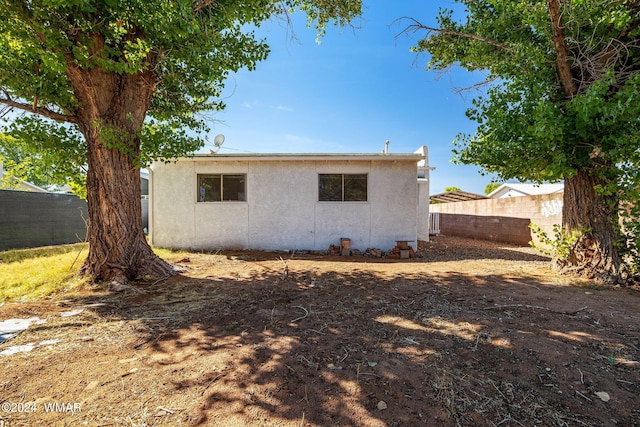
[0,236,639,427]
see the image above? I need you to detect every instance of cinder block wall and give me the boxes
[430,193,563,246]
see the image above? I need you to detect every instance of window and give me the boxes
[197,174,246,202]
[319,174,367,202]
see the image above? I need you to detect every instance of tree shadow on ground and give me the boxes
[75,261,640,427]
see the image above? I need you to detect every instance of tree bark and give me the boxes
[66,52,174,284]
[559,169,622,281]
[80,135,175,283]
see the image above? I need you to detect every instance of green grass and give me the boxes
[0,243,87,264]
[152,247,195,260]
[0,244,197,303]
[0,244,88,302]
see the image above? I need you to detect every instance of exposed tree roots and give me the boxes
[80,246,176,286]
[553,232,637,285]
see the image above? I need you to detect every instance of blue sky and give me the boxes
[207,1,499,195]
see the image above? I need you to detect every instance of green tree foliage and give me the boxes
[0,0,361,164]
[618,152,640,277]
[0,129,86,195]
[0,0,361,283]
[484,182,501,195]
[407,0,640,282]
[444,186,461,192]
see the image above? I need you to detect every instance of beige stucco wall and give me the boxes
[150,155,428,252]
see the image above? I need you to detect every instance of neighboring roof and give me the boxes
[17,181,49,192]
[487,183,564,198]
[430,190,488,203]
[0,175,49,193]
[178,152,425,162]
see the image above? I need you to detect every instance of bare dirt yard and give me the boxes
[0,236,639,427]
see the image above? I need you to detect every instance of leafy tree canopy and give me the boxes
[0,127,86,194]
[409,0,640,186]
[0,0,361,166]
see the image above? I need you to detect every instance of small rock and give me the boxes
[377,400,387,410]
[595,391,610,402]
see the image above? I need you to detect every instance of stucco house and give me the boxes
[148,146,430,252]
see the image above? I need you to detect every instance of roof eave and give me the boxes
[175,153,425,162]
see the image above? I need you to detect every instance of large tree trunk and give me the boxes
[80,138,174,283]
[66,49,174,284]
[558,169,623,282]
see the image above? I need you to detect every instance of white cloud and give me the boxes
[241,100,260,109]
[240,101,292,112]
[273,105,293,112]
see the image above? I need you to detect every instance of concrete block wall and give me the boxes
[430,193,563,246]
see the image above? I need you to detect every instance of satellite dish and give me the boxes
[208,134,225,154]
[214,134,225,148]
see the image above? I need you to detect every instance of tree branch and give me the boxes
[0,96,78,124]
[453,76,500,95]
[547,0,578,98]
[193,0,215,12]
[396,17,515,54]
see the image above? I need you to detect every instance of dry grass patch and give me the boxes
[0,244,88,302]
[0,244,197,303]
